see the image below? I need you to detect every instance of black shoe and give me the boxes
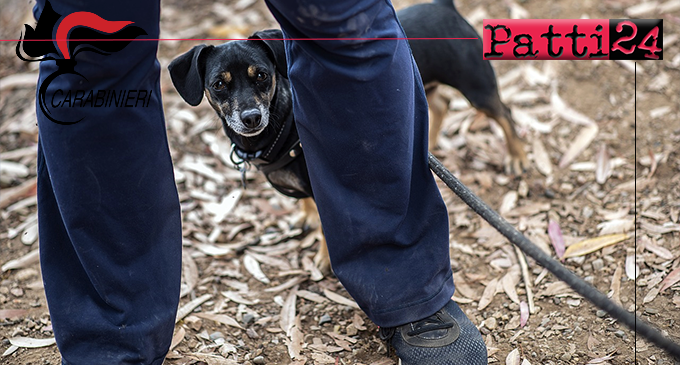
[379,300,487,365]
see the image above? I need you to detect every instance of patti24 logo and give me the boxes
[483,19,663,60]
[16,0,149,125]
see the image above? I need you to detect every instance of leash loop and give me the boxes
[230,143,251,189]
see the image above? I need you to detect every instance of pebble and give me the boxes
[209,331,225,341]
[544,188,556,199]
[614,330,626,339]
[645,308,659,315]
[243,313,255,326]
[253,355,265,365]
[596,310,607,318]
[560,352,572,361]
[592,258,605,271]
[484,317,498,330]
[319,314,332,325]
[246,328,260,339]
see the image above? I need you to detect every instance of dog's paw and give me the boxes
[313,247,332,276]
[505,141,529,175]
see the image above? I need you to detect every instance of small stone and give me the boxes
[553,297,561,305]
[319,314,332,325]
[253,355,265,365]
[645,308,659,315]
[346,324,358,336]
[596,310,607,318]
[243,313,256,326]
[209,331,225,341]
[246,328,260,339]
[560,352,572,361]
[582,206,593,218]
[592,258,605,271]
[614,330,626,339]
[544,189,556,199]
[484,317,498,330]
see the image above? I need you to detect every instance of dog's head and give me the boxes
[169,29,287,139]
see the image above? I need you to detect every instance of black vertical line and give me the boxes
[634,61,637,363]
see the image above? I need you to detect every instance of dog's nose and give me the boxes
[240,109,262,129]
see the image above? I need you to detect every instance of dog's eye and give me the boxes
[212,80,226,91]
[256,72,268,82]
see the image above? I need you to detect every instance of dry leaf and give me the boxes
[2,249,40,272]
[499,191,518,216]
[595,144,611,184]
[352,313,367,331]
[532,138,553,176]
[559,124,599,168]
[297,290,328,303]
[548,220,565,258]
[246,251,292,271]
[643,286,660,304]
[0,73,39,90]
[221,291,256,305]
[170,326,186,351]
[625,254,639,281]
[280,289,297,335]
[660,266,680,292]
[9,337,56,348]
[502,267,521,304]
[264,276,307,293]
[626,1,659,16]
[478,277,500,310]
[2,346,19,357]
[641,221,680,235]
[195,313,244,330]
[324,289,360,309]
[597,218,634,235]
[301,255,324,282]
[506,348,521,365]
[645,240,674,260]
[180,250,199,298]
[0,309,28,320]
[203,189,242,224]
[562,233,630,259]
[243,254,270,284]
[286,318,304,360]
[176,294,212,323]
[520,301,529,328]
[0,177,37,209]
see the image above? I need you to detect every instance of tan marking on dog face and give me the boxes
[205,88,218,109]
[221,71,232,83]
[248,65,257,78]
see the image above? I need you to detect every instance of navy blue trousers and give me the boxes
[264,0,455,327]
[36,0,454,363]
[35,1,181,364]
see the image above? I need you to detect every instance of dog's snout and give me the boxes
[240,109,262,128]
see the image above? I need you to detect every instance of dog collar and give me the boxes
[230,111,302,175]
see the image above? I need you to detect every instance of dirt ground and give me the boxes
[1,0,680,364]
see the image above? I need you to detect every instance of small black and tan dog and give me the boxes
[169,0,527,274]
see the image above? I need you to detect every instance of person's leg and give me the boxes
[34,1,182,364]
[262,0,447,324]
[261,1,486,363]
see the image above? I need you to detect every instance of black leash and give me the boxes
[428,153,680,359]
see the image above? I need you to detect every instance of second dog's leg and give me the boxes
[300,198,331,275]
[426,85,449,151]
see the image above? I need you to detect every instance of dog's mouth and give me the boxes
[223,106,270,137]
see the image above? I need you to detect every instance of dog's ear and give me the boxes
[249,29,288,79]
[168,44,213,106]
